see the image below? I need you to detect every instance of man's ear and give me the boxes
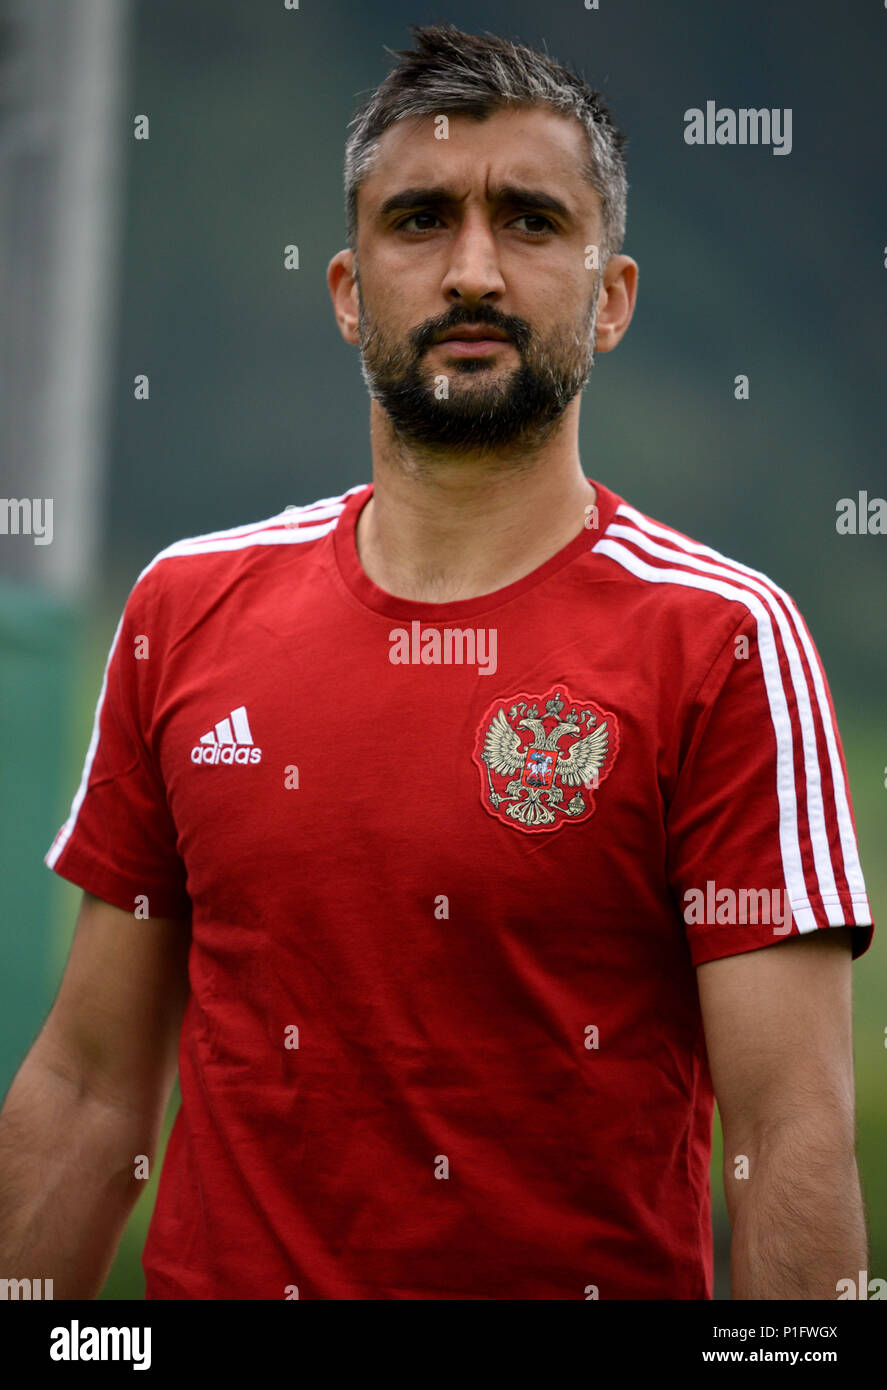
[327,249,360,345]
[594,254,639,355]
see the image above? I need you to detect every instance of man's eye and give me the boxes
[398,212,443,232]
[512,214,555,235]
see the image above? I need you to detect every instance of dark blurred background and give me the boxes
[1,0,884,1299]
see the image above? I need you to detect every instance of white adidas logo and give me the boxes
[190,705,262,765]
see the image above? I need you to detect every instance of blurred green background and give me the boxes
[2,0,885,1299]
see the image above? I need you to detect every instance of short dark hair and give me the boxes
[344,24,629,261]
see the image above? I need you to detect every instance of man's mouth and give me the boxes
[434,326,513,358]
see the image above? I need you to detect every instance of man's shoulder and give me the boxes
[128,483,368,605]
[592,491,799,631]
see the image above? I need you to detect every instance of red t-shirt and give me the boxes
[45,478,874,1300]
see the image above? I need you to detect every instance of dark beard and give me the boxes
[358,298,597,453]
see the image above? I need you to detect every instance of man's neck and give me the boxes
[355,400,596,604]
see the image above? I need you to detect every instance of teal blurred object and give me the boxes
[0,579,80,1095]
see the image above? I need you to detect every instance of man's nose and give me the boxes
[440,216,507,303]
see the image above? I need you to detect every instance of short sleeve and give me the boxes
[44,567,191,920]
[667,604,874,967]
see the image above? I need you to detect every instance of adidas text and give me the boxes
[192,704,261,765]
[191,744,262,765]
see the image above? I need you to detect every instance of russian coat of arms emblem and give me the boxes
[473,688,619,833]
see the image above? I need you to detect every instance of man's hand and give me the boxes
[0,890,190,1298]
[697,926,866,1299]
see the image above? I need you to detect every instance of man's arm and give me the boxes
[697,926,866,1300]
[0,890,190,1298]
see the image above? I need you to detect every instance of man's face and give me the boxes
[352,107,606,452]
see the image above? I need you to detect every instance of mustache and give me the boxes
[410,306,532,354]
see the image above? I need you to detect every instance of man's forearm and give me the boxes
[0,1047,157,1299]
[726,1120,867,1300]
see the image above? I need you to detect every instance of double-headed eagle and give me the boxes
[481,705,610,826]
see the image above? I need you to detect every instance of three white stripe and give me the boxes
[201,705,254,746]
[595,504,869,930]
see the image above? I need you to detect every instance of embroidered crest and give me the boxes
[473,688,619,833]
